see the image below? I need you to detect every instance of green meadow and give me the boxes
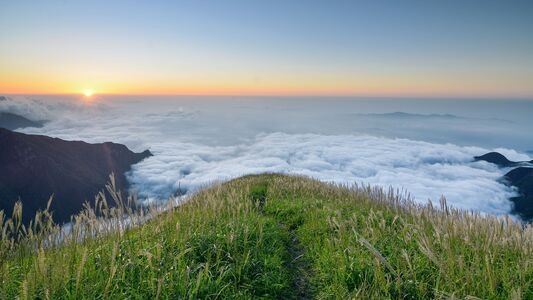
[1,174,532,299]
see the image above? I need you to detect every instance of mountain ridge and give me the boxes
[0,128,152,223]
[0,112,46,130]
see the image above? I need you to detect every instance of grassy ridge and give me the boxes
[1,174,532,299]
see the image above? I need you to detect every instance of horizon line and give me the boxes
[2,92,533,101]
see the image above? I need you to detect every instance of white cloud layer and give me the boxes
[127,133,517,215]
[3,95,531,216]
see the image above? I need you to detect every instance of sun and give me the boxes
[83,89,94,97]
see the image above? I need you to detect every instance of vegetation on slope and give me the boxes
[1,174,532,299]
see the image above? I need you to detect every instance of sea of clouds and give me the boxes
[4,95,532,216]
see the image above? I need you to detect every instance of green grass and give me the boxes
[1,174,532,299]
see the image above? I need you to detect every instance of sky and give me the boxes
[1,0,532,97]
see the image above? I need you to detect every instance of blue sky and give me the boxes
[1,0,532,97]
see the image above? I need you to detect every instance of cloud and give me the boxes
[0,95,109,122]
[8,95,529,217]
[127,133,516,215]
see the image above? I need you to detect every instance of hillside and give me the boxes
[0,112,45,130]
[475,151,533,221]
[0,174,532,299]
[0,128,152,223]
[506,167,533,221]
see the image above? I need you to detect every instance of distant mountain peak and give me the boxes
[474,152,516,167]
[361,112,462,119]
[0,112,45,130]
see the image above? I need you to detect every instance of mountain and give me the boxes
[0,112,45,130]
[367,112,462,119]
[474,152,532,167]
[504,167,533,221]
[475,151,533,221]
[0,128,152,223]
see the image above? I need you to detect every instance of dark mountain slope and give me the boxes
[0,128,151,223]
[0,112,45,130]
[504,167,533,221]
[474,152,533,167]
[475,151,533,221]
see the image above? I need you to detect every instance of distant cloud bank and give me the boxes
[3,95,530,217]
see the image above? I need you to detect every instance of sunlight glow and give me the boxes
[83,89,94,97]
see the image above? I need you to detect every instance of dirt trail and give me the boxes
[286,230,313,300]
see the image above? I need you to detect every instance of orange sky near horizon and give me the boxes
[2,2,533,99]
[2,70,532,98]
